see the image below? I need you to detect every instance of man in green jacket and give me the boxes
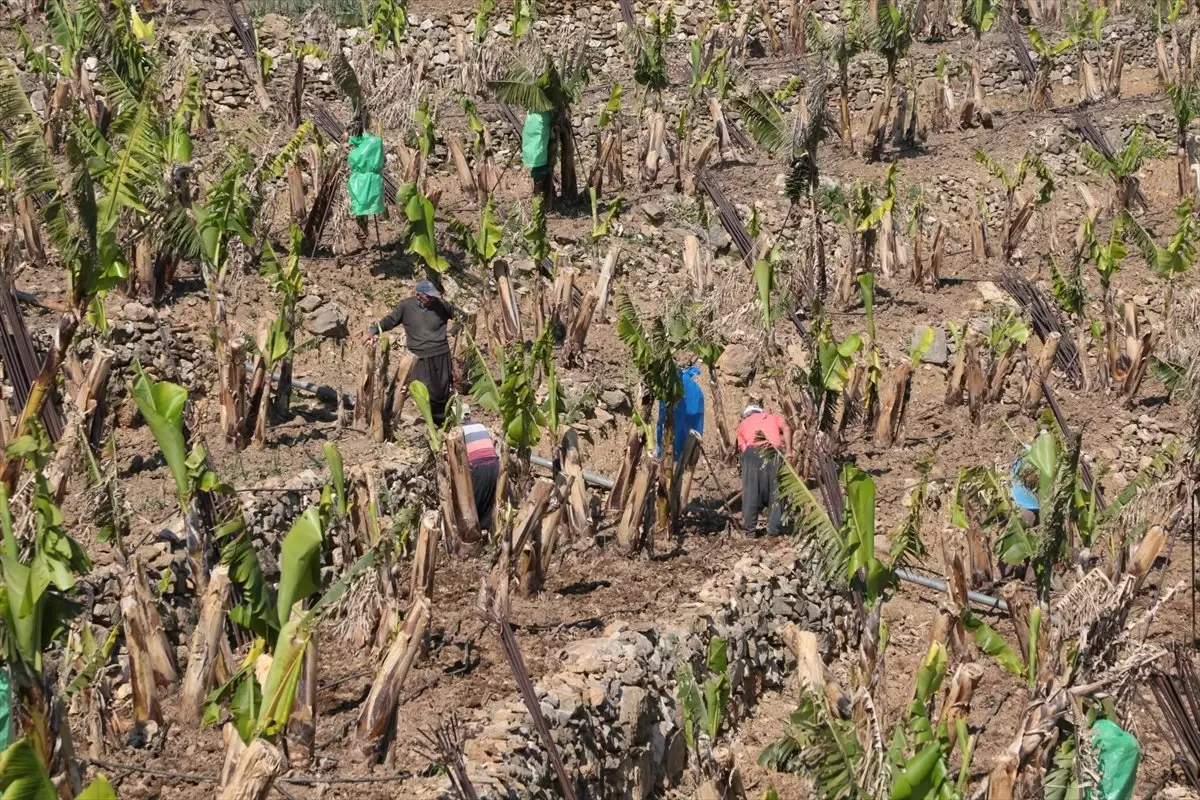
[523,110,552,200]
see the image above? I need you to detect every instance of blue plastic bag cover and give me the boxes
[657,366,705,459]
[1011,446,1039,512]
[1090,719,1139,800]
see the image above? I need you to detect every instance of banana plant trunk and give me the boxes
[219,737,284,800]
[11,667,54,772]
[556,107,578,203]
[868,70,895,162]
[272,305,296,417]
[357,597,431,742]
[0,313,78,492]
[181,564,234,723]
[706,362,734,459]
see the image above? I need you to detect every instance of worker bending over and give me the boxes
[463,417,500,532]
[736,404,792,537]
[363,280,462,425]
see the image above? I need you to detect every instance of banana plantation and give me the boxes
[2,0,1200,796]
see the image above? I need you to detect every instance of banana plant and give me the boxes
[675,636,731,776]
[363,0,407,58]
[259,225,306,415]
[489,45,590,202]
[732,73,830,293]
[761,639,974,800]
[1122,198,1197,323]
[0,61,141,489]
[0,739,117,798]
[630,4,675,107]
[450,199,506,273]
[616,296,685,530]
[473,0,497,42]
[754,244,788,342]
[1080,123,1163,210]
[524,194,550,264]
[132,366,272,634]
[867,0,918,161]
[0,431,91,772]
[775,459,922,610]
[1028,26,1077,110]
[972,148,1055,261]
[468,325,557,481]
[399,184,449,273]
[205,514,376,749]
[806,0,868,151]
[1083,216,1126,346]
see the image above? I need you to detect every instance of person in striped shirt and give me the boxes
[463,419,500,532]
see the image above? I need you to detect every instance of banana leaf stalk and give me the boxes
[121,556,180,730]
[181,565,234,722]
[357,597,431,743]
[218,736,283,800]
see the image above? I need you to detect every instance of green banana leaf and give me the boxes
[843,465,878,587]
[910,641,948,714]
[0,739,60,799]
[230,670,261,744]
[817,333,862,392]
[76,775,118,799]
[405,191,448,273]
[130,364,190,500]
[675,662,704,750]
[961,609,1024,677]
[889,741,946,800]
[324,442,346,518]
[409,380,442,449]
[1,489,41,666]
[275,506,324,629]
[1025,431,1059,510]
[857,273,876,343]
[257,616,310,738]
[703,636,729,739]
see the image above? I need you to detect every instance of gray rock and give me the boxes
[600,389,628,410]
[640,202,665,225]
[123,301,156,323]
[303,303,348,338]
[258,12,292,41]
[912,325,948,366]
[717,343,755,385]
[707,224,731,252]
[297,294,324,314]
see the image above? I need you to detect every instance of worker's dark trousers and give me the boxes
[470,458,500,532]
[409,351,453,425]
[741,446,783,535]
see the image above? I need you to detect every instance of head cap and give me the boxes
[414,280,441,298]
[742,404,763,418]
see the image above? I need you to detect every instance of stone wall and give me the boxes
[461,547,852,799]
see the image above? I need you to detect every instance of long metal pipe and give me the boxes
[528,454,614,490]
[894,568,1010,613]
[282,372,1012,612]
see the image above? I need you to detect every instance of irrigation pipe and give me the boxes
[894,568,1009,613]
[528,454,613,490]
[283,373,1013,613]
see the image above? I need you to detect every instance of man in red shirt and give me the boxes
[736,404,792,536]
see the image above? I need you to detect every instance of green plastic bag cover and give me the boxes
[348,134,385,217]
[0,667,10,752]
[1090,719,1139,800]
[522,111,552,169]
